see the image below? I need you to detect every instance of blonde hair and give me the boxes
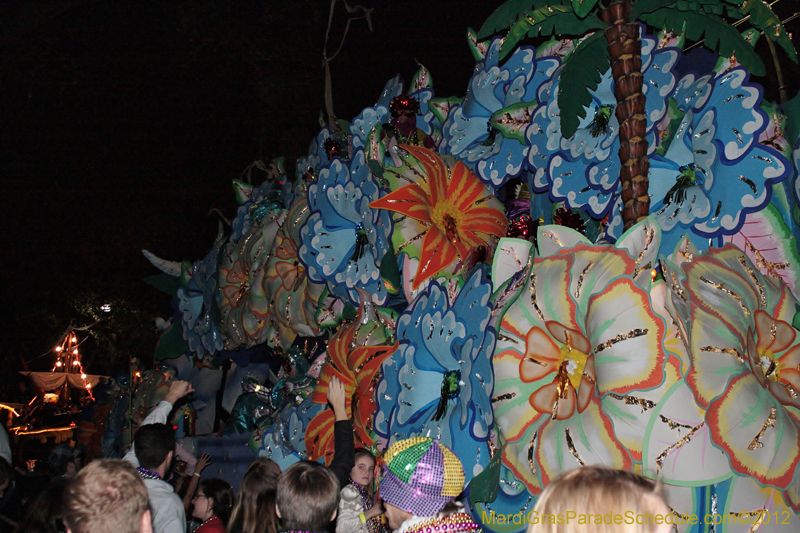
[64,460,149,533]
[527,467,670,533]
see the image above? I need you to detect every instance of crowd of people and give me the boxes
[0,377,675,533]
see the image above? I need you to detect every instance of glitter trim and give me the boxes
[747,407,777,450]
[699,276,750,316]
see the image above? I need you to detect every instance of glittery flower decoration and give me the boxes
[295,126,348,184]
[528,31,679,219]
[261,198,325,350]
[230,178,285,243]
[370,145,508,291]
[350,69,437,153]
[218,212,284,349]
[305,301,397,464]
[298,149,393,306]
[263,394,326,462]
[442,37,559,188]
[374,266,496,481]
[493,218,669,493]
[663,244,800,490]
[177,238,226,357]
[648,69,789,252]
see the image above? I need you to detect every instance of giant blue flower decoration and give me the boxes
[177,239,225,357]
[298,148,392,306]
[295,126,351,184]
[648,68,789,252]
[230,179,284,243]
[442,38,559,189]
[528,31,679,218]
[374,267,496,481]
[350,69,438,157]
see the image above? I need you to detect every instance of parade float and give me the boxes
[140,1,800,531]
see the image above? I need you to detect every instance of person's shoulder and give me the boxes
[340,484,360,498]
[197,519,226,533]
[143,478,181,501]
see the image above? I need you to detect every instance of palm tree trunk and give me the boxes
[602,0,649,232]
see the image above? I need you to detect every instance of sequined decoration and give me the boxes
[574,261,594,299]
[700,345,746,363]
[594,328,648,354]
[655,422,704,473]
[747,407,777,450]
[738,254,767,308]
[564,427,585,466]
[607,392,657,412]
[699,276,751,316]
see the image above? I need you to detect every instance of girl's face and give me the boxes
[350,456,375,487]
[191,490,213,521]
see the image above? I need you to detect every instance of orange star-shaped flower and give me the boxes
[370,145,507,289]
[305,306,397,464]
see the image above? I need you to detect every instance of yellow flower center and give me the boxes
[558,338,589,391]
[757,349,781,382]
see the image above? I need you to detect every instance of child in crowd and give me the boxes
[275,461,339,533]
[228,457,281,533]
[190,478,233,533]
[527,466,672,533]
[336,449,386,533]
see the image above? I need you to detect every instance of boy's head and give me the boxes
[276,461,339,531]
[133,423,174,470]
[63,459,151,533]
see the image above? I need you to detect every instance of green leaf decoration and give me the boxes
[558,31,610,139]
[153,321,190,361]
[410,62,433,92]
[737,0,797,63]
[233,179,255,205]
[467,27,490,62]
[428,96,462,125]
[641,8,765,76]
[784,89,800,147]
[630,0,680,20]
[468,444,506,506]
[571,0,600,19]
[676,0,726,16]
[491,101,538,143]
[380,241,402,296]
[366,123,386,185]
[478,0,563,39]
[499,5,605,60]
[655,98,686,157]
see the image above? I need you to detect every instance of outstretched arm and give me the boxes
[124,380,194,467]
[326,376,355,489]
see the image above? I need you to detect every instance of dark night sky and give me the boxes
[1,1,798,377]
[0,1,496,375]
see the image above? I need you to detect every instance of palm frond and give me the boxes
[478,0,571,39]
[558,31,610,139]
[735,0,798,63]
[641,7,766,75]
[500,6,605,60]
[571,0,601,19]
